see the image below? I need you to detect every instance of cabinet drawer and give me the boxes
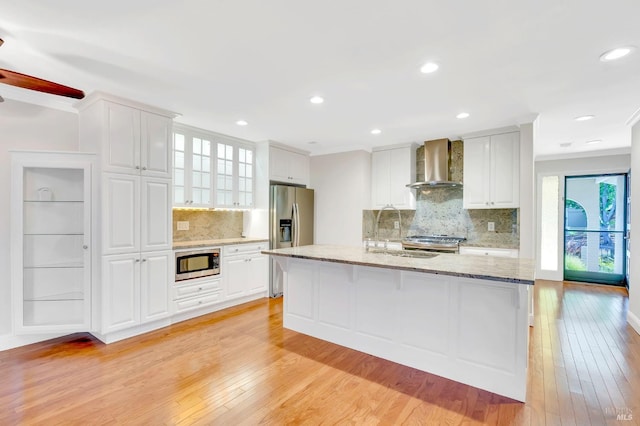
[459,247,519,258]
[175,292,222,312]
[174,279,221,300]
[224,243,268,256]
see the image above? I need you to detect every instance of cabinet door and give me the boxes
[141,111,172,178]
[371,150,391,209]
[104,102,141,174]
[269,146,291,183]
[12,155,94,334]
[288,150,309,186]
[490,132,520,208]
[103,174,140,254]
[247,254,269,294]
[141,177,172,251]
[388,147,414,208]
[102,254,140,333]
[140,251,172,322]
[463,136,491,209]
[225,255,248,299]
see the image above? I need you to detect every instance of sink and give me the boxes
[367,248,439,259]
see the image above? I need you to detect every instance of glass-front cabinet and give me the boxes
[173,125,254,209]
[11,151,95,333]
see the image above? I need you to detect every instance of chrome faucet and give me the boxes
[374,205,402,249]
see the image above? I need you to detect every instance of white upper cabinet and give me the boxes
[463,132,520,209]
[371,145,416,209]
[11,152,96,334]
[102,173,171,255]
[173,126,255,209]
[269,146,309,186]
[78,93,175,178]
[215,140,255,208]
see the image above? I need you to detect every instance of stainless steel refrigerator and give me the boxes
[270,184,314,297]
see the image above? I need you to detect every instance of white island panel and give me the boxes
[274,252,530,402]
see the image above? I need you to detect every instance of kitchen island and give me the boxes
[263,245,534,402]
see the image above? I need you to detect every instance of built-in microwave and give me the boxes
[175,248,220,281]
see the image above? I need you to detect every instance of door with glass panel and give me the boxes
[173,131,212,207]
[564,174,627,285]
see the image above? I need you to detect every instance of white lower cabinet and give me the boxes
[173,277,223,313]
[459,246,519,258]
[102,250,171,333]
[223,243,269,300]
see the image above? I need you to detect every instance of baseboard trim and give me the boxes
[628,310,640,336]
[0,332,67,352]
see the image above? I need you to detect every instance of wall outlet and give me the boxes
[177,221,190,231]
[394,221,400,229]
[487,221,495,232]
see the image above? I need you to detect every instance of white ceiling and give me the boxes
[1,1,639,158]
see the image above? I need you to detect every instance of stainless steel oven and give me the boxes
[175,248,220,281]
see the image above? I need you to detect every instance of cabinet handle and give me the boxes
[142,258,147,262]
[142,167,147,171]
[198,301,203,304]
[491,202,495,205]
[82,245,88,249]
[198,287,203,291]
[135,166,140,170]
[135,259,140,263]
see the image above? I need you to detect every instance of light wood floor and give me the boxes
[1,280,639,425]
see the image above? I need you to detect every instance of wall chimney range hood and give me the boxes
[407,138,462,189]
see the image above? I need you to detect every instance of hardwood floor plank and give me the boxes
[1,281,640,425]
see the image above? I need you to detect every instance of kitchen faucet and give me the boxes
[374,204,402,250]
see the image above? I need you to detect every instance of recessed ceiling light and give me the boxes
[600,46,636,62]
[585,139,602,145]
[574,115,595,121]
[371,129,382,135]
[310,96,324,104]
[308,141,318,145]
[456,112,470,119]
[559,142,572,148]
[235,120,248,126]
[420,62,439,74]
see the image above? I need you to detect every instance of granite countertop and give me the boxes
[173,237,268,250]
[263,244,534,285]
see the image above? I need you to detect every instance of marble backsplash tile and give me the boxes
[173,210,244,241]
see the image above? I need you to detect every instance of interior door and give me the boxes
[564,174,627,285]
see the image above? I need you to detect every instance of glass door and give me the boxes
[564,174,627,285]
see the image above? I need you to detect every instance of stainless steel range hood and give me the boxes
[406,138,462,188]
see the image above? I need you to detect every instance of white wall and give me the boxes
[0,100,78,343]
[519,122,535,258]
[534,154,631,281]
[310,150,371,246]
[629,122,640,335]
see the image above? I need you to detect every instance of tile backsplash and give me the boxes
[173,209,244,241]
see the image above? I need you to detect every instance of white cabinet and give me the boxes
[269,146,309,186]
[102,174,171,254]
[173,129,213,207]
[459,246,519,258]
[102,250,172,333]
[463,132,519,209]
[173,126,255,208]
[215,140,255,208]
[79,98,173,178]
[371,145,416,209]
[223,243,269,300]
[173,276,223,313]
[11,152,96,334]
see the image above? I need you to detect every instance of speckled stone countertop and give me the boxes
[263,245,534,285]
[173,237,268,250]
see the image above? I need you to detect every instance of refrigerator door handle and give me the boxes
[292,203,298,247]
[296,203,301,246]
